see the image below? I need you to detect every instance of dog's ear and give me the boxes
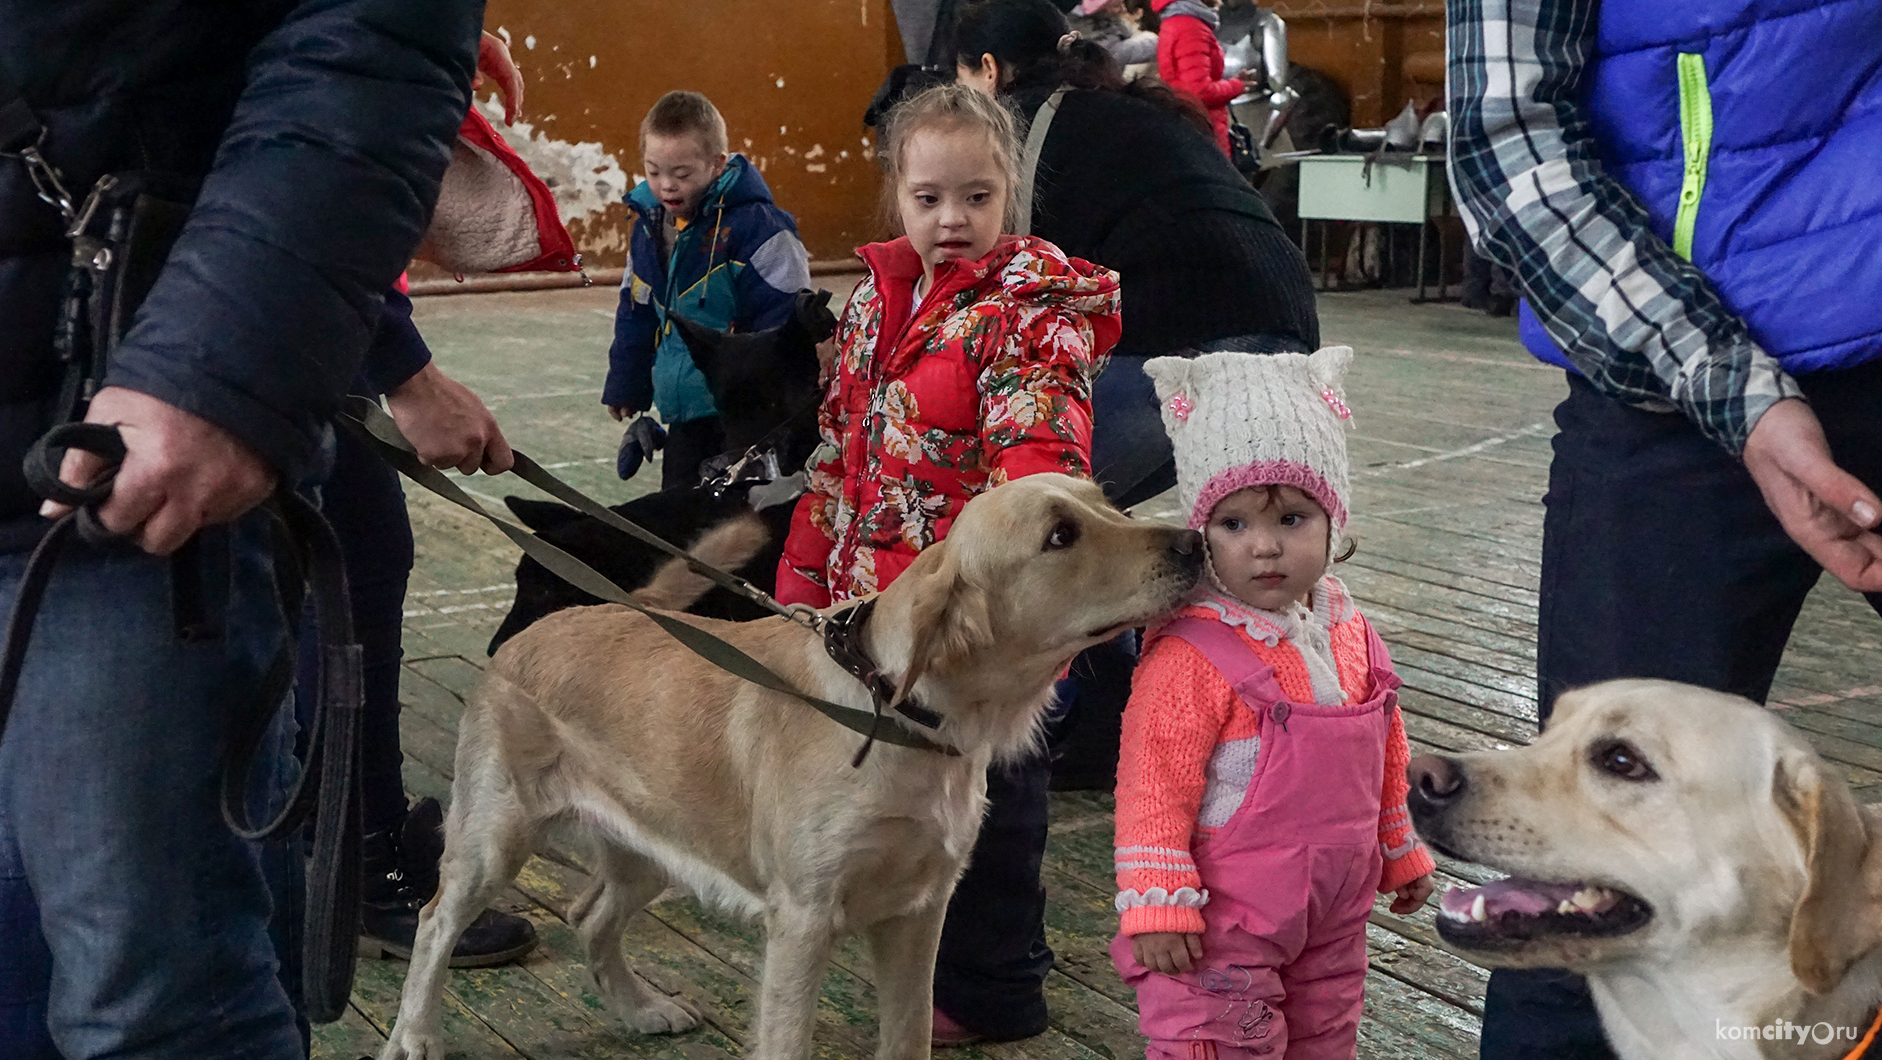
[890,540,994,706]
[1776,747,1882,993]
[668,312,723,376]
[795,288,838,344]
[505,497,584,532]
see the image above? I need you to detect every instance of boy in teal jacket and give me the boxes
[605,90,811,488]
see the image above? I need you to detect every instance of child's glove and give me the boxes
[616,416,667,480]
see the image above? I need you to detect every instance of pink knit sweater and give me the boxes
[1114,581,1434,935]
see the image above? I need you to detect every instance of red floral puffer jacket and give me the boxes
[776,235,1122,606]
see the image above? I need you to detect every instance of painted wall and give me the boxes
[1271,2,1445,127]
[479,0,904,266]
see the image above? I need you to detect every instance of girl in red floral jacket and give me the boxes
[775,82,1120,1046]
[777,83,1122,606]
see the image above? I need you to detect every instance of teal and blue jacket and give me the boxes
[604,154,810,423]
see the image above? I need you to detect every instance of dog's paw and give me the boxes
[622,992,701,1035]
[380,1027,447,1060]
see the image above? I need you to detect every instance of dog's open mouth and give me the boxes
[1435,878,1652,950]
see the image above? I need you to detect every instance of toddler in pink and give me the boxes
[1111,348,1435,1060]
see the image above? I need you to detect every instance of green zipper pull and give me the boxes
[1672,52,1714,261]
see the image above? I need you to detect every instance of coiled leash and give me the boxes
[0,424,366,1025]
[339,397,957,765]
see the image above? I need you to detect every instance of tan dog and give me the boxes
[381,473,1203,1060]
[1406,679,1882,1060]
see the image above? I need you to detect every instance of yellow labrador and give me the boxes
[381,473,1203,1060]
[1407,679,1882,1060]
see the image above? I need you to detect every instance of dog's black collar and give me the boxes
[821,597,944,732]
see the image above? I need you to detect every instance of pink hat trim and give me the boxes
[1190,462,1348,532]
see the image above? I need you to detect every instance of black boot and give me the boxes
[357,798,539,968]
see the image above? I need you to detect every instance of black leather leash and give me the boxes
[338,398,957,761]
[0,423,125,718]
[0,423,365,1025]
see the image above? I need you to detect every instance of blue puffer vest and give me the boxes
[1521,0,1882,376]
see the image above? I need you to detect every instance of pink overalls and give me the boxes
[1111,616,1402,1060]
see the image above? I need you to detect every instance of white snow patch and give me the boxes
[476,96,630,224]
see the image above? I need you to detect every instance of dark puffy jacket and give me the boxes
[0,0,481,546]
[1008,83,1319,359]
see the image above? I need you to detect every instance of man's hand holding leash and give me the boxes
[40,386,275,556]
[387,362,515,475]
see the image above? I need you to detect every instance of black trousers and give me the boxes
[935,749,1055,1040]
[1480,361,1882,1059]
[660,415,726,491]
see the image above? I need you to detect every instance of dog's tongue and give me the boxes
[1439,878,1620,920]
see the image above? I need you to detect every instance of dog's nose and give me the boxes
[1407,754,1467,803]
[1169,529,1202,557]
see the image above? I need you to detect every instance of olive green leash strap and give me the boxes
[337,398,956,757]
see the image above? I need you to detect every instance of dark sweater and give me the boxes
[1009,84,1319,357]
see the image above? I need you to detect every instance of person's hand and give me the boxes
[607,404,643,422]
[385,362,515,474]
[1390,874,1436,915]
[815,338,838,385]
[40,386,277,556]
[473,31,525,125]
[1742,397,1882,592]
[1131,932,1203,975]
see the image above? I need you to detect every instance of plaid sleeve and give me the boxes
[1445,0,1802,454]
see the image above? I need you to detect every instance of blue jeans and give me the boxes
[1480,361,1882,1059]
[0,513,305,1060]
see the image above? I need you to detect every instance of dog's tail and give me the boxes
[631,510,772,612]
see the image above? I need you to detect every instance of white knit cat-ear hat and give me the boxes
[1142,347,1356,533]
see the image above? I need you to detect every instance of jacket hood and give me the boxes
[627,152,776,216]
[1155,0,1220,23]
[859,235,1122,316]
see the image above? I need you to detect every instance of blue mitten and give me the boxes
[616,416,667,479]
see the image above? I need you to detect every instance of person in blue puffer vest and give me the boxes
[1449,0,1882,1057]
[604,90,812,490]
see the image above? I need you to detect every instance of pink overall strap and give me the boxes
[1360,618,1404,696]
[1156,616,1277,711]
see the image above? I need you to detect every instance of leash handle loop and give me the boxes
[24,421,124,507]
[22,422,128,548]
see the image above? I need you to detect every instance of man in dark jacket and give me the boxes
[0,2,481,1056]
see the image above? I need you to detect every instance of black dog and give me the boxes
[486,289,834,654]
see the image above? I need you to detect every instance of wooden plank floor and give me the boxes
[313,286,1882,1060]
